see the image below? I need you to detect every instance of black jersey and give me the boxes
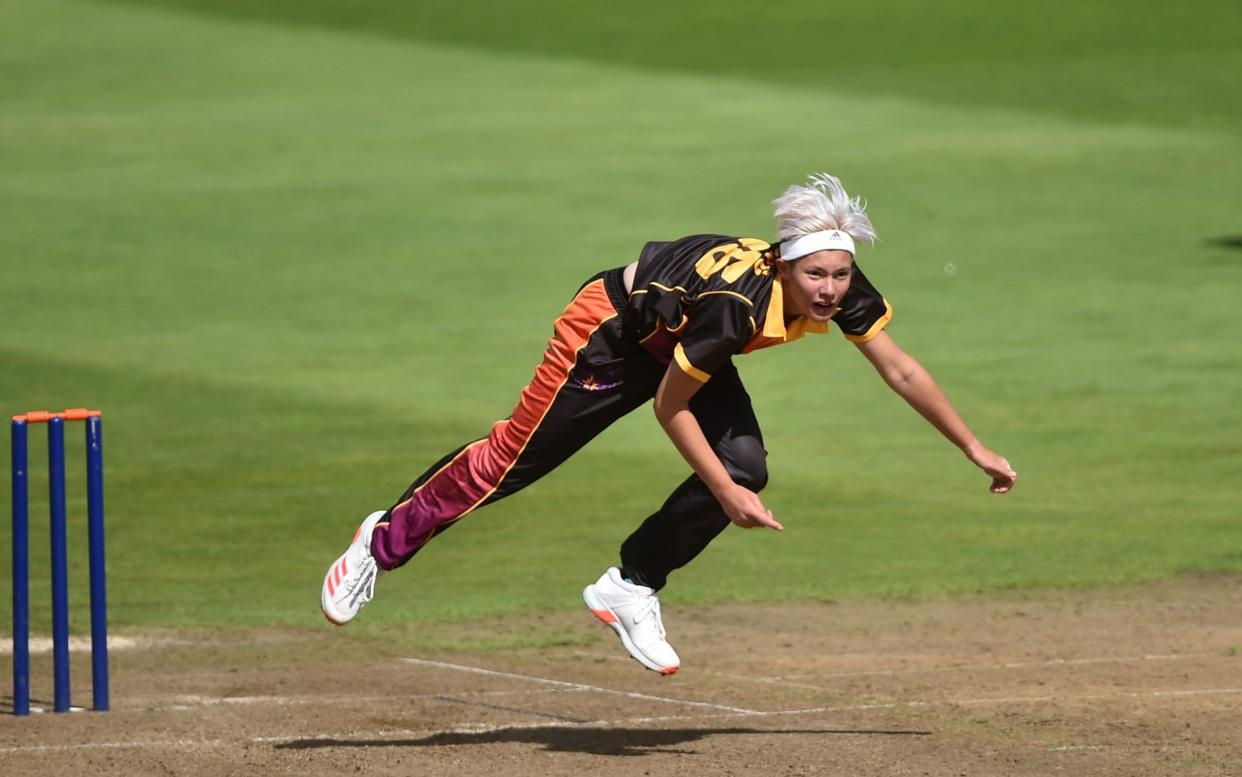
[626,234,892,382]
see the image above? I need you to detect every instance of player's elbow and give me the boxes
[879,353,921,388]
[652,394,682,426]
[890,364,919,388]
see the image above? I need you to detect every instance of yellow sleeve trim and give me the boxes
[697,289,755,307]
[843,299,893,343]
[673,343,712,383]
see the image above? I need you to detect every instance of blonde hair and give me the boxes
[772,173,877,245]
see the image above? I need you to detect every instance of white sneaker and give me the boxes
[583,567,680,675]
[321,511,386,625]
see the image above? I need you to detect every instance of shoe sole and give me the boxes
[320,511,386,626]
[321,549,352,626]
[582,585,679,675]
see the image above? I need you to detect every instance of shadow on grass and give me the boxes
[275,726,931,756]
[1208,235,1242,251]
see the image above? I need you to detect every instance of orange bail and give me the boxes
[12,408,102,424]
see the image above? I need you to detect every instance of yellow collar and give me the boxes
[764,277,830,341]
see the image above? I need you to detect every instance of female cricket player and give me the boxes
[321,173,1017,675]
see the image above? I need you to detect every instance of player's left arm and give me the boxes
[854,330,1017,494]
[653,364,783,530]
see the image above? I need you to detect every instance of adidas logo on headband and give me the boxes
[780,230,856,261]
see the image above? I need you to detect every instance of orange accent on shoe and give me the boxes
[590,608,617,624]
[658,666,679,676]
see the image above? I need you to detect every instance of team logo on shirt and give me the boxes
[570,368,621,392]
[693,238,770,283]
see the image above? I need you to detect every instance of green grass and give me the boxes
[1,0,1240,640]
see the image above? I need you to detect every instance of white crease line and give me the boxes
[57,688,591,715]
[525,686,1242,728]
[1150,687,1242,697]
[1049,744,1105,752]
[3,687,1240,754]
[399,656,760,715]
[0,739,209,754]
[573,649,1226,692]
[0,729,456,755]
[570,652,896,694]
[483,686,1242,728]
[569,650,902,692]
[691,667,857,693]
[158,687,582,710]
[914,687,1242,709]
[776,652,1223,681]
[0,636,140,656]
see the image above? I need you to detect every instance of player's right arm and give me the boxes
[855,330,1017,494]
[652,362,783,530]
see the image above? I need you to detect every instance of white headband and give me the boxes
[780,230,855,261]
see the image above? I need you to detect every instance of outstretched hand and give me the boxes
[967,445,1017,493]
[718,484,784,530]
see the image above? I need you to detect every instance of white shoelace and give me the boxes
[631,594,666,639]
[343,557,378,609]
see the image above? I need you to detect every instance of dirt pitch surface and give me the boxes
[3,575,1239,776]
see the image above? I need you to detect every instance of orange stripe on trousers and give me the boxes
[381,279,617,558]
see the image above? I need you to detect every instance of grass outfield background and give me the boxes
[2,0,1240,643]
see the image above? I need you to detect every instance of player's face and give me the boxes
[780,251,853,322]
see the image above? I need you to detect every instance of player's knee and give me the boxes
[723,436,768,492]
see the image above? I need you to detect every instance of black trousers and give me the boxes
[371,269,767,590]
